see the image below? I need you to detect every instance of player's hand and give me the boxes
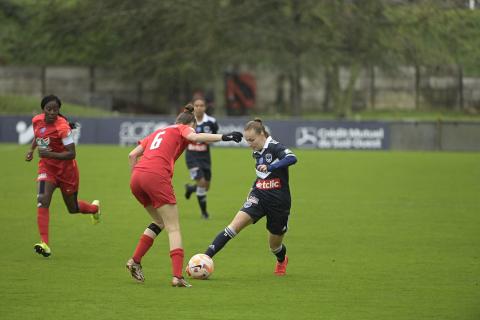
[25,151,34,162]
[257,164,268,173]
[221,131,243,143]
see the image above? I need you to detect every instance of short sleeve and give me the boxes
[212,121,219,134]
[179,125,195,138]
[62,132,74,145]
[139,137,149,149]
[55,118,72,139]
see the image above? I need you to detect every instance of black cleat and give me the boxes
[201,211,210,219]
[185,184,194,200]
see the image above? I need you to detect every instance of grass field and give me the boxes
[1,144,479,320]
[0,95,115,117]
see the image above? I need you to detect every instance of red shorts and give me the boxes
[37,162,79,195]
[130,171,176,208]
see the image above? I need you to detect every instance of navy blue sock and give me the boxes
[197,195,207,214]
[272,244,287,262]
[205,227,236,258]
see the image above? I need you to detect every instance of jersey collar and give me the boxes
[254,136,272,155]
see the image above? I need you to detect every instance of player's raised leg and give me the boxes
[204,211,252,258]
[34,180,55,257]
[62,191,100,224]
[126,206,164,282]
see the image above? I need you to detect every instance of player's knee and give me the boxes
[148,222,163,234]
[164,223,180,234]
[37,194,50,208]
[196,186,207,196]
[67,203,79,214]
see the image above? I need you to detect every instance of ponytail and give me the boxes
[244,118,269,137]
[175,103,196,125]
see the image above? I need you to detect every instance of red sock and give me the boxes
[37,207,49,244]
[78,200,98,214]
[132,234,155,264]
[169,248,184,278]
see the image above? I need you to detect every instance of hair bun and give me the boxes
[254,118,262,123]
[184,104,194,113]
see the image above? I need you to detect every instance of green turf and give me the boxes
[0,95,115,116]
[1,144,479,320]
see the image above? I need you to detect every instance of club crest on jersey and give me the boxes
[265,153,273,163]
[36,137,50,148]
[243,201,252,208]
[40,127,46,134]
[247,195,259,204]
[204,126,211,133]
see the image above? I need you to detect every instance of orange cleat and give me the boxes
[274,256,288,276]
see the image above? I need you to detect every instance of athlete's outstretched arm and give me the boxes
[186,132,243,143]
[25,139,37,161]
[38,143,76,160]
[129,144,144,171]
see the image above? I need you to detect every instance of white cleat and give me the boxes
[91,200,101,225]
[126,258,145,283]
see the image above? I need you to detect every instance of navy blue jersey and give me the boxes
[185,114,219,162]
[251,136,296,204]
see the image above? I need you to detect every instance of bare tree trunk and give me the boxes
[290,61,302,117]
[457,64,464,110]
[414,63,420,110]
[369,65,375,110]
[89,65,95,94]
[335,63,360,118]
[41,66,46,97]
[275,74,286,114]
[290,0,302,117]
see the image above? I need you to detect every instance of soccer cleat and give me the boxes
[91,200,101,225]
[34,242,51,257]
[172,276,192,287]
[201,211,210,219]
[126,258,145,282]
[274,256,288,276]
[184,184,194,200]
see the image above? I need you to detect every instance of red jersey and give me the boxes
[134,124,194,178]
[32,114,77,172]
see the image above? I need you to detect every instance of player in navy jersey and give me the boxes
[184,97,219,219]
[203,118,297,276]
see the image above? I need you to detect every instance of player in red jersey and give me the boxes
[126,104,242,287]
[25,95,100,258]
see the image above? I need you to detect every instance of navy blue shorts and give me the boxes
[240,191,290,235]
[186,157,212,181]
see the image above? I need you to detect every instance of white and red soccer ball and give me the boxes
[185,254,214,279]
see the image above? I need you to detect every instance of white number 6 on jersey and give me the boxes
[150,131,166,150]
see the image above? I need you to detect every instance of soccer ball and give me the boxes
[185,253,214,279]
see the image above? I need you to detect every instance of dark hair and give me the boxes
[244,118,269,137]
[192,97,206,104]
[175,104,196,125]
[40,94,76,129]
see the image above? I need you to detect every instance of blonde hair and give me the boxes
[244,118,269,137]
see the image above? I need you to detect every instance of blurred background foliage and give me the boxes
[1,0,480,117]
